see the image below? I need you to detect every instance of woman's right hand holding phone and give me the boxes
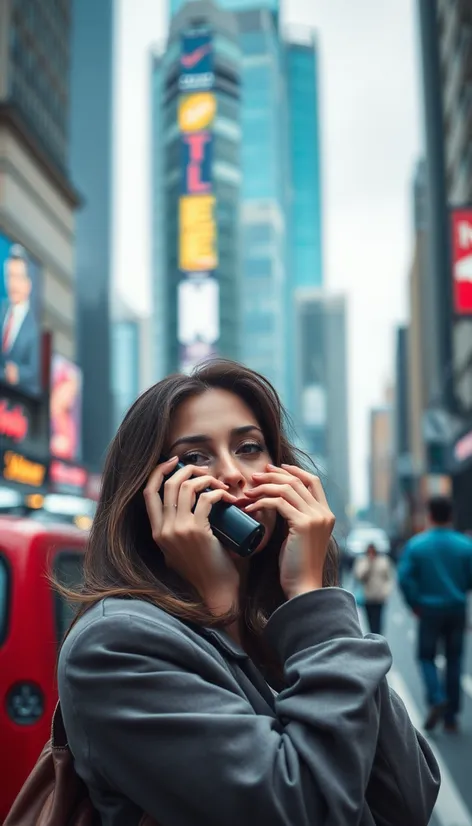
[144,457,240,616]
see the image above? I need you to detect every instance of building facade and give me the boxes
[0,0,79,496]
[417,0,472,527]
[284,30,323,421]
[70,0,114,469]
[293,289,350,526]
[286,33,322,291]
[368,403,393,532]
[237,8,288,396]
[152,1,242,377]
[111,296,154,432]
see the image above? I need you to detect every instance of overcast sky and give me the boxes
[113,0,423,508]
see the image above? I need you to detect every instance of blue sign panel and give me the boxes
[179,32,214,92]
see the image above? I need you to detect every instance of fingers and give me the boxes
[281,463,329,507]
[244,496,301,522]
[177,474,230,516]
[246,482,312,513]
[162,463,210,511]
[194,488,237,522]
[251,470,313,506]
[143,456,179,538]
[145,455,179,495]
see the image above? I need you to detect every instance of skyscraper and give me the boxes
[0,0,78,366]
[237,8,288,396]
[286,33,323,290]
[152,1,242,377]
[0,0,79,494]
[70,0,115,468]
[294,290,350,523]
[417,0,472,527]
[285,31,323,419]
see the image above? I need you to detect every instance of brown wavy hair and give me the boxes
[58,360,338,670]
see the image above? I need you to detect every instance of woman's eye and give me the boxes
[238,442,264,455]
[181,452,209,466]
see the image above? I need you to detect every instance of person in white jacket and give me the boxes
[353,543,395,634]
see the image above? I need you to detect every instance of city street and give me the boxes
[344,575,472,826]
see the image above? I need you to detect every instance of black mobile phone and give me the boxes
[160,461,265,558]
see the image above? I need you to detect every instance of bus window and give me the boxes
[53,552,84,642]
[0,554,9,646]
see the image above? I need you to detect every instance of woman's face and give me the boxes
[166,388,277,552]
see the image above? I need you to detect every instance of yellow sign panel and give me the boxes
[178,92,216,133]
[179,195,218,271]
[3,451,47,487]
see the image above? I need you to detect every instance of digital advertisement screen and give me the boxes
[50,354,82,463]
[0,233,42,397]
[179,32,214,92]
[178,277,219,345]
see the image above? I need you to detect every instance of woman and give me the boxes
[353,542,395,635]
[57,360,439,826]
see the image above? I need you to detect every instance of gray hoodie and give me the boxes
[58,587,440,826]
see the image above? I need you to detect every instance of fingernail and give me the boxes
[267,463,277,470]
[168,456,178,462]
[252,472,263,478]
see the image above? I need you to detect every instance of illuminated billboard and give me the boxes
[0,233,41,397]
[178,30,219,374]
[50,354,82,463]
[181,131,213,195]
[451,208,472,315]
[178,277,219,345]
[179,195,218,272]
[178,93,216,133]
[179,32,214,93]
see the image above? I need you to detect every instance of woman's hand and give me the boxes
[244,463,335,600]
[143,457,240,616]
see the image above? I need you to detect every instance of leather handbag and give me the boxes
[4,702,156,826]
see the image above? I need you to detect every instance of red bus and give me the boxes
[0,515,87,821]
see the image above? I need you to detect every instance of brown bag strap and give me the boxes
[51,701,68,750]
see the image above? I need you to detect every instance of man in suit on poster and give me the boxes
[0,243,39,395]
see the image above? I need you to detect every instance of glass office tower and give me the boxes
[237,8,288,396]
[286,35,323,289]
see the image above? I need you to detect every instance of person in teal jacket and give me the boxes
[398,496,472,732]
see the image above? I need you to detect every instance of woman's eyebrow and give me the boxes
[168,434,210,452]
[168,425,263,453]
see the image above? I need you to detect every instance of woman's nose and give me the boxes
[217,456,246,490]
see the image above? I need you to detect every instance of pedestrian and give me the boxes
[53,361,439,825]
[353,542,394,634]
[398,495,472,733]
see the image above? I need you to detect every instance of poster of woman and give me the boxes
[50,354,82,462]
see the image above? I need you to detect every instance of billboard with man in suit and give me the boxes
[0,235,41,397]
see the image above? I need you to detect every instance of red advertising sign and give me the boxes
[451,208,472,315]
[50,459,88,493]
[0,398,29,442]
